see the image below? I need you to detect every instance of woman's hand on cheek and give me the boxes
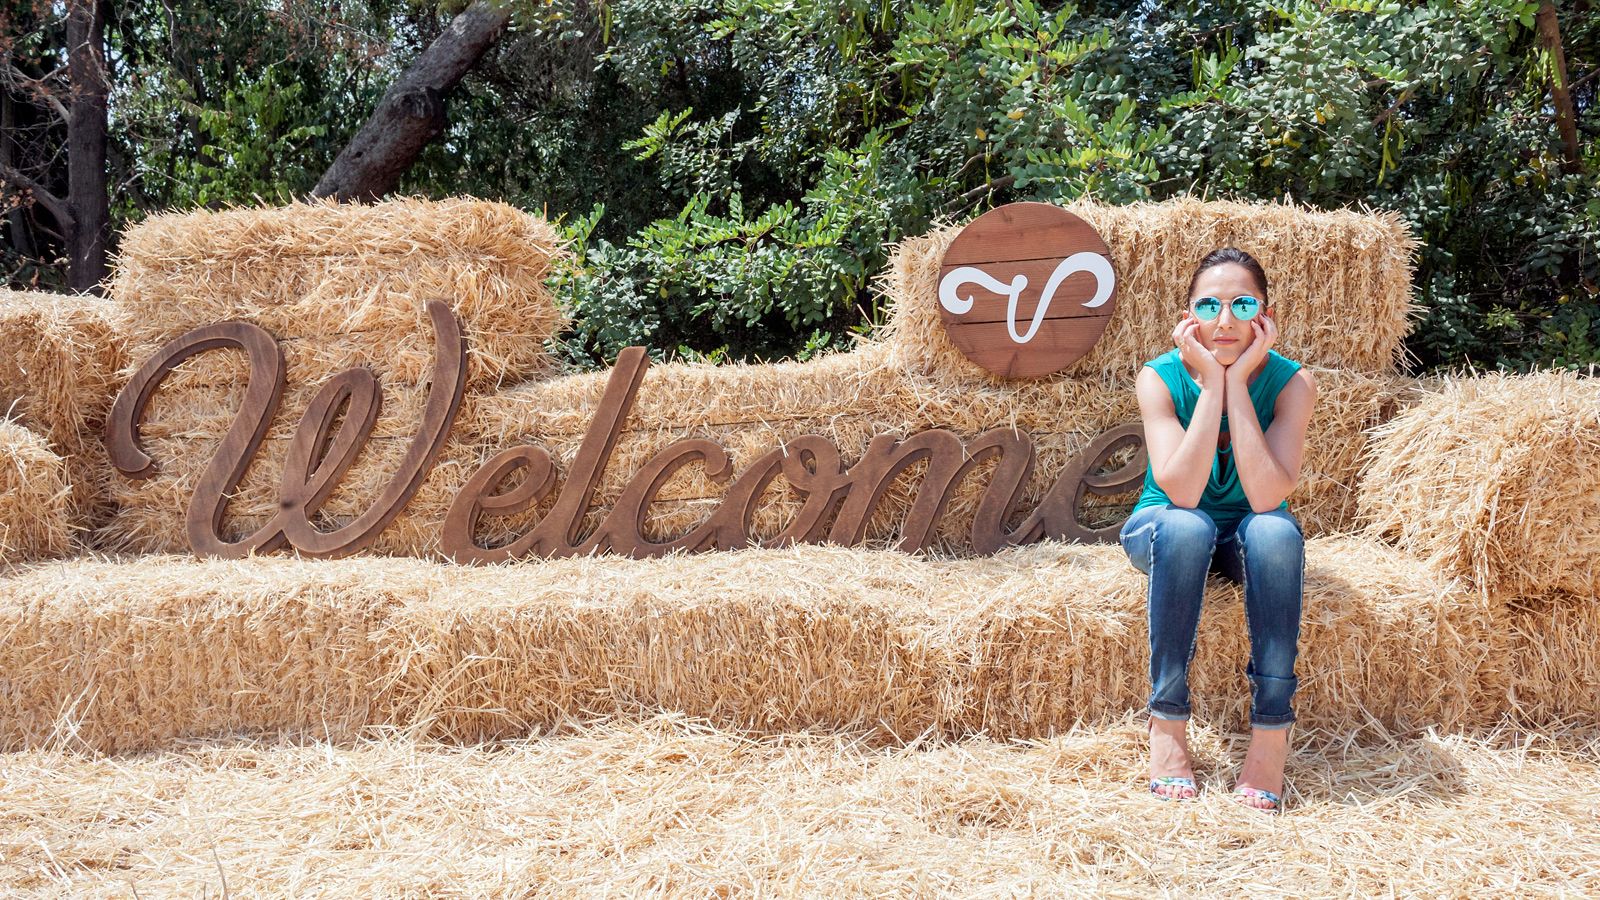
[1175,316,1226,389]
[1227,317,1276,381]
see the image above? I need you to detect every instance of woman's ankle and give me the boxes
[1148,717,1194,773]
[1236,728,1290,792]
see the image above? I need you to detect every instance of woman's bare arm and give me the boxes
[1226,368,1318,512]
[1136,365,1225,508]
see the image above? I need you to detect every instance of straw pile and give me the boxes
[0,536,1512,755]
[1356,369,1600,601]
[0,420,72,563]
[91,196,1422,557]
[3,713,1597,895]
[0,289,126,531]
[881,195,1420,380]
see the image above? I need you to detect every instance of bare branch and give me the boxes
[945,174,1016,213]
[0,162,73,229]
[3,63,71,124]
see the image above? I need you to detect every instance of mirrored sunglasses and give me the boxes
[1191,295,1261,322]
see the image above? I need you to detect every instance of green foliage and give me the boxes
[537,0,1596,373]
[95,0,416,219]
[542,0,1189,363]
[11,0,1594,377]
[556,126,926,363]
[167,67,329,207]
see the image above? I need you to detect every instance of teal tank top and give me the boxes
[1130,348,1303,533]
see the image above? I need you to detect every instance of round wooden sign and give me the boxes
[937,202,1118,378]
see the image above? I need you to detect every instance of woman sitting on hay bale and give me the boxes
[1118,248,1319,813]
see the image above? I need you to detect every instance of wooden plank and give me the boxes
[940,202,1109,266]
[944,317,1112,379]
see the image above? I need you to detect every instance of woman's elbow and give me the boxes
[1249,478,1299,513]
[1154,473,1202,508]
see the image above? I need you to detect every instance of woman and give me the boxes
[1118,247,1318,813]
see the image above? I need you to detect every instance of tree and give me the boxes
[63,0,109,292]
[313,0,512,201]
[531,0,1597,373]
[1536,0,1584,174]
[1,0,111,293]
[4,0,1596,376]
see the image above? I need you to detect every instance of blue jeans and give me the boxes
[1117,504,1304,729]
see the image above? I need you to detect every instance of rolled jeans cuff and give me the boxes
[1149,703,1190,721]
[1249,714,1295,729]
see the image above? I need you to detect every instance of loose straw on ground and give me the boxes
[2,712,1596,896]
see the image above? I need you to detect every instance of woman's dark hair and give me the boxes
[1185,247,1269,305]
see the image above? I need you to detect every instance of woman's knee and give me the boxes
[1238,510,1303,562]
[1150,506,1218,557]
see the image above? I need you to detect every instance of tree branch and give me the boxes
[312,0,512,201]
[0,162,73,229]
[3,63,70,124]
[945,174,1016,213]
[1373,86,1416,128]
[1536,1,1583,174]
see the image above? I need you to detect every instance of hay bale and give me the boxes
[0,419,73,563]
[92,196,1420,558]
[0,537,1507,754]
[109,195,571,389]
[1492,594,1600,728]
[0,289,127,531]
[92,196,570,555]
[1356,370,1600,600]
[880,195,1419,380]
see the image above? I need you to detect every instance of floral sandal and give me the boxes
[1232,724,1292,813]
[1231,786,1281,812]
[1147,718,1198,800]
[1149,775,1199,801]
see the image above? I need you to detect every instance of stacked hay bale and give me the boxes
[1356,369,1600,726]
[880,196,1420,379]
[462,197,1422,553]
[0,419,72,563]
[0,289,126,534]
[0,537,1500,754]
[94,195,1420,558]
[95,196,571,554]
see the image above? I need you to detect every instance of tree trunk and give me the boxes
[1536,1,1583,175]
[65,0,111,293]
[312,1,512,202]
[1,92,39,264]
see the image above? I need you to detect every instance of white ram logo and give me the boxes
[938,252,1116,344]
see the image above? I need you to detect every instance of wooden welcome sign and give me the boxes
[104,203,1148,562]
[939,202,1118,377]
